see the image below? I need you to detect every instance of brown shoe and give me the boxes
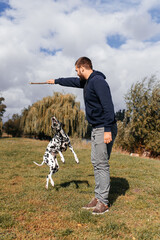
[92,200,109,215]
[82,198,98,209]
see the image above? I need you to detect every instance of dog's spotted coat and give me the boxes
[34,116,79,189]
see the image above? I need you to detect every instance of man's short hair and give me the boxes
[75,57,93,70]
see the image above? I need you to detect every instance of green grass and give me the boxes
[0,138,160,240]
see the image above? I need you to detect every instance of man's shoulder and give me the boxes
[91,74,107,84]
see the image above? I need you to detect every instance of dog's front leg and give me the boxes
[58,151,65,163]
[69,146,79,163]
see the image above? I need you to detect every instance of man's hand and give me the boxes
[46,79,55,84]
[104,132,112,144]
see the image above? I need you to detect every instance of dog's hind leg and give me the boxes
[49,170,55,188]
[46,156,59,189]
[69,146,79,163]
[46,174,50,189]
[46,171,55,189]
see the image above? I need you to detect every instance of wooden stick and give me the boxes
[29,82,48,84]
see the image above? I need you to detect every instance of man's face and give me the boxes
[75,66,86,80]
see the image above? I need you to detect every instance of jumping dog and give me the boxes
[34,116,79,189]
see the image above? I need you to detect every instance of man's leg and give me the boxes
[91,127,110,205]
[91,124,117,205]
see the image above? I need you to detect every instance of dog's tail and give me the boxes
[33,161,44,166]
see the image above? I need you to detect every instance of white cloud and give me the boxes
[2,88,31,119]
[0,0,160,121]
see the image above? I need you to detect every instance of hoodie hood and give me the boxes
[89,70,106,80]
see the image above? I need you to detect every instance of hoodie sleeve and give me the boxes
[93,77,115,132]
[55,77,86,88]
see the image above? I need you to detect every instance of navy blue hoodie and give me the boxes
[55,70,116,132]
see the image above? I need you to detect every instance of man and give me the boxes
[47,57,117,215]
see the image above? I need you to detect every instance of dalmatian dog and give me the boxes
[33,116,79,189]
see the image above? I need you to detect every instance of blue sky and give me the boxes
[0,1,9,12]
[107,34,126,48]
[0,0,160,119]
[149,8,160,23]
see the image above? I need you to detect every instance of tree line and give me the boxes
[3,92,88,138]
[115,76,160,157]
[1,76,160,157]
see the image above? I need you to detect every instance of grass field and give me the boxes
[0,138,160,240]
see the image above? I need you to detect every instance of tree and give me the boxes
[21,92,88,138]
[0,96,7,137]
[115,76,160,157]
[115,109,125,121]
[4,114,23,137]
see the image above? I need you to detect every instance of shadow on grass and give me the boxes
[55,180,90,191]
[54,177,129,205]
[109,177,129,205]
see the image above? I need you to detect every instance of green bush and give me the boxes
[115,76,160,157]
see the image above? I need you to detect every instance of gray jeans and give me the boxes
[91,124,117,205]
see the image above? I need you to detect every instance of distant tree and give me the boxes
[115,109,125,121]
[0,97,6,119]
[4,114,22,137]
[21,92,88,138]
[20,107,30,134]
[0,96,7,137]
[115,76,160,157]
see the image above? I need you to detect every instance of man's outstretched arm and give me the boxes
[47,77,86,88]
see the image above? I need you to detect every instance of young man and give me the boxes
[47,57,117,215]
